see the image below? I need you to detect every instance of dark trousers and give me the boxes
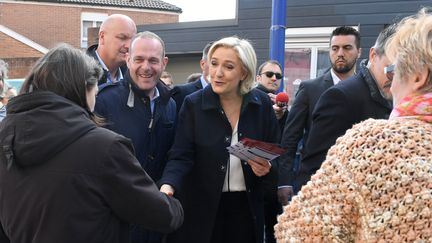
[263,193,281,243]
[211,192,256,243]
[130,226,163,243]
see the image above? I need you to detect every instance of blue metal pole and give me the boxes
[269,0,286,93]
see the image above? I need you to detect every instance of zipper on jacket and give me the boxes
[148,116,154,133]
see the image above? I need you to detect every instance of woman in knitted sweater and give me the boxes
[275,8,432,242]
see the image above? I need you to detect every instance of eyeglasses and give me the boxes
[261,71,282,80]
[384,64,395,81]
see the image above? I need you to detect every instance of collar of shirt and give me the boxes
[200,76,208,88]
[95,50,123,83]
[126,82,160,113]
[149,87,160,114]
[330,69,342,85]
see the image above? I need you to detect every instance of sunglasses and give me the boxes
[384,64,395,81]
[261,71,282,80]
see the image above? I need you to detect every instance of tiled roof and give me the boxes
[24,0,182,13]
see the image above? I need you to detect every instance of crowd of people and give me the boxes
[0,7,431,243]
[275,8,432,242]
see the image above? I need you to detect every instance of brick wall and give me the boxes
[2,57,40,78]
[0,1,179,49]
[0,1,179,78]
[0,3,81,48]
[0,32,43,78]
[0,32,44,58]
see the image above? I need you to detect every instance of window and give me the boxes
[284,26,358,100]
[81,13,108,48]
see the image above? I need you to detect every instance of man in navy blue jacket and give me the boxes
[95,31,176,243]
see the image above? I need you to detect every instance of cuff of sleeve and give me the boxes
[277,185,293,189]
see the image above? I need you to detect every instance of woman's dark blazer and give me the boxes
[160,85,280,243]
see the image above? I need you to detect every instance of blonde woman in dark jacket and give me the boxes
[160,37,280,243]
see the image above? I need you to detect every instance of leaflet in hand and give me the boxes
[227,137,286,162]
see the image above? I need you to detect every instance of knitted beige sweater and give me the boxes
[275,118,432,242]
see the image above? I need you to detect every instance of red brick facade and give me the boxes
[2,57,41,79]
[0,32,44,78]
[0,1,179,49]
[0,0,179,78]
[0,32,43,58]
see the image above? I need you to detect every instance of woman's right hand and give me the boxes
[160,184,175,196]
[247,157,272,177]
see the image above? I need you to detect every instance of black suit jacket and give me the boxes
[297,62,392,188]
[171,79,203,113]
[278,71,333,185]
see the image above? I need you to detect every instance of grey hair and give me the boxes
[373,24,397,57]
[130,31,166,58]
[0,59,8,96]
[202,42,213,60]
[0,59,8,80]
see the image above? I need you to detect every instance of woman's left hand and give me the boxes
[247,157,272,177]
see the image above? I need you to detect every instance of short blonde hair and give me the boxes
[386,8,432,92]
[208,36,257,95]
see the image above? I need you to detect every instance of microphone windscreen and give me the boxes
[276,92,289,103]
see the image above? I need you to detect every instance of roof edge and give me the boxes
[1,0,182,13]
[0,0,180,14]
[139,18,238,31]
[0,25,49,54]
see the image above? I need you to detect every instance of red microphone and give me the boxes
[275,92,289,107]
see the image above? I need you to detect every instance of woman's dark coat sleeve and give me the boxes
[100,136,184,233]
